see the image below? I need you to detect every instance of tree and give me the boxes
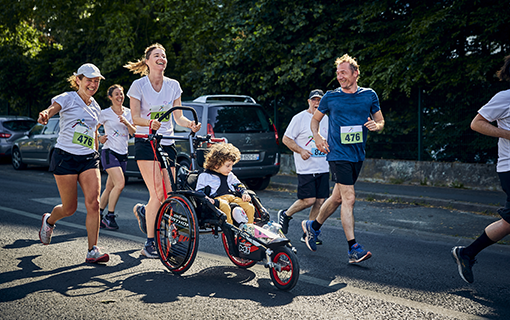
[1,0,508,163]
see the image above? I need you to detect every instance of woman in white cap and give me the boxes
[37,63,109,264]
[124,43,201,258]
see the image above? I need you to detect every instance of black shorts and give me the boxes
[49,148,100,175]
[330,160,363,185]
[134,138,176,167]
[297,172,330,199]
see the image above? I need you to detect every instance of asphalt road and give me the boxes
[1,163,509,319]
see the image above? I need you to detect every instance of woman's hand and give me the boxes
[38,110,50,125]
[190,121,201,133]
[150,119,162,131]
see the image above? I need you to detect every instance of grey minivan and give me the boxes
[125,95,280,190]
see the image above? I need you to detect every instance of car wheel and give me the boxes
[11,147,27,170]
[245,177,271,191]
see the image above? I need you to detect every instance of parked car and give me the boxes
[11,115,59,170]
[125,95,280,190]
[11,115,107,170]
[0,115,37,158]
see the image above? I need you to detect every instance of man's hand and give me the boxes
[314,133,329,154]
[300,149,312,160]
[364,117,378,131]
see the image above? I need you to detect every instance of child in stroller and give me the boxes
[195,142,254,225]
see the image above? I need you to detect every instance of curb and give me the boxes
[269,182,500,215]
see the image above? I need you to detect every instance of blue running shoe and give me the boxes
[301,220,320,252]
[348,243,372,263]
[141,240,158,259]
[300,233,323,245]
[133,203,147,234]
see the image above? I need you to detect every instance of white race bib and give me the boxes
[340,125,363,144]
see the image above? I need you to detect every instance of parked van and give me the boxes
[125,95,280,190]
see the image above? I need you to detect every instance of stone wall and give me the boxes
[279,154,500,191]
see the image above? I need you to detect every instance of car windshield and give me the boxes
[208,106,271,133]
[4,120,36,131]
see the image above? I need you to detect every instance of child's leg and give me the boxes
[215,196,233,224]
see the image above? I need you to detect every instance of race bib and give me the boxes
[311,147,326,157]
[341,125,363,144]
[149,104,172,122]
[72,126,95,149]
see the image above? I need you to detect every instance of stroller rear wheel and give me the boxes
[155,194,199,275]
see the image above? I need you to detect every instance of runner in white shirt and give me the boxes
[97,84,136,230]
[124,43,201,258]
[37,63,109,264]
[452,55,510,283]
[278,89,330,245]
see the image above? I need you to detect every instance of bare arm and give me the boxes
[364,110,385,132]
[38,102,62,125]
[471,113,510,140]
[311,110,329,153]
[130,97,160,131]
[173,97,201,133]
[282,135,312,160]
[119,115,136,135]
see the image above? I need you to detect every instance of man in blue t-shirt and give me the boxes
[302,54,385,264]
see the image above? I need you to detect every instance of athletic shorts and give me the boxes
[134,138,176,167]
[49,148,100,175]
[297,172,330,199]
[497,171,510,224]
[329,160,363,185]
[101,148,127,172]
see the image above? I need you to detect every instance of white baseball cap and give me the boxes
[74,63,105,79]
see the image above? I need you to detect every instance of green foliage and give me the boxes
[0,0,508,163]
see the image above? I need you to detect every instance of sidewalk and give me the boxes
[269,174,506,215]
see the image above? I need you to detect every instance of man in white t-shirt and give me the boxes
[278,89,330,244]
[452,55,510,283]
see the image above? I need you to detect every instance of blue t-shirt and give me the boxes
[318,87,380,162]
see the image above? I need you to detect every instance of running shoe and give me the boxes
[278,209,292,234]
[348,243,372,264]
[301,220,320,252]
[300,233,323,245]
[141,241,158,259]
[451,246,476,283]
[102,214,119,230]
[86,245,110,263]
[99,215,106,229]
[39,213,55,245]
[133,203,147,234]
